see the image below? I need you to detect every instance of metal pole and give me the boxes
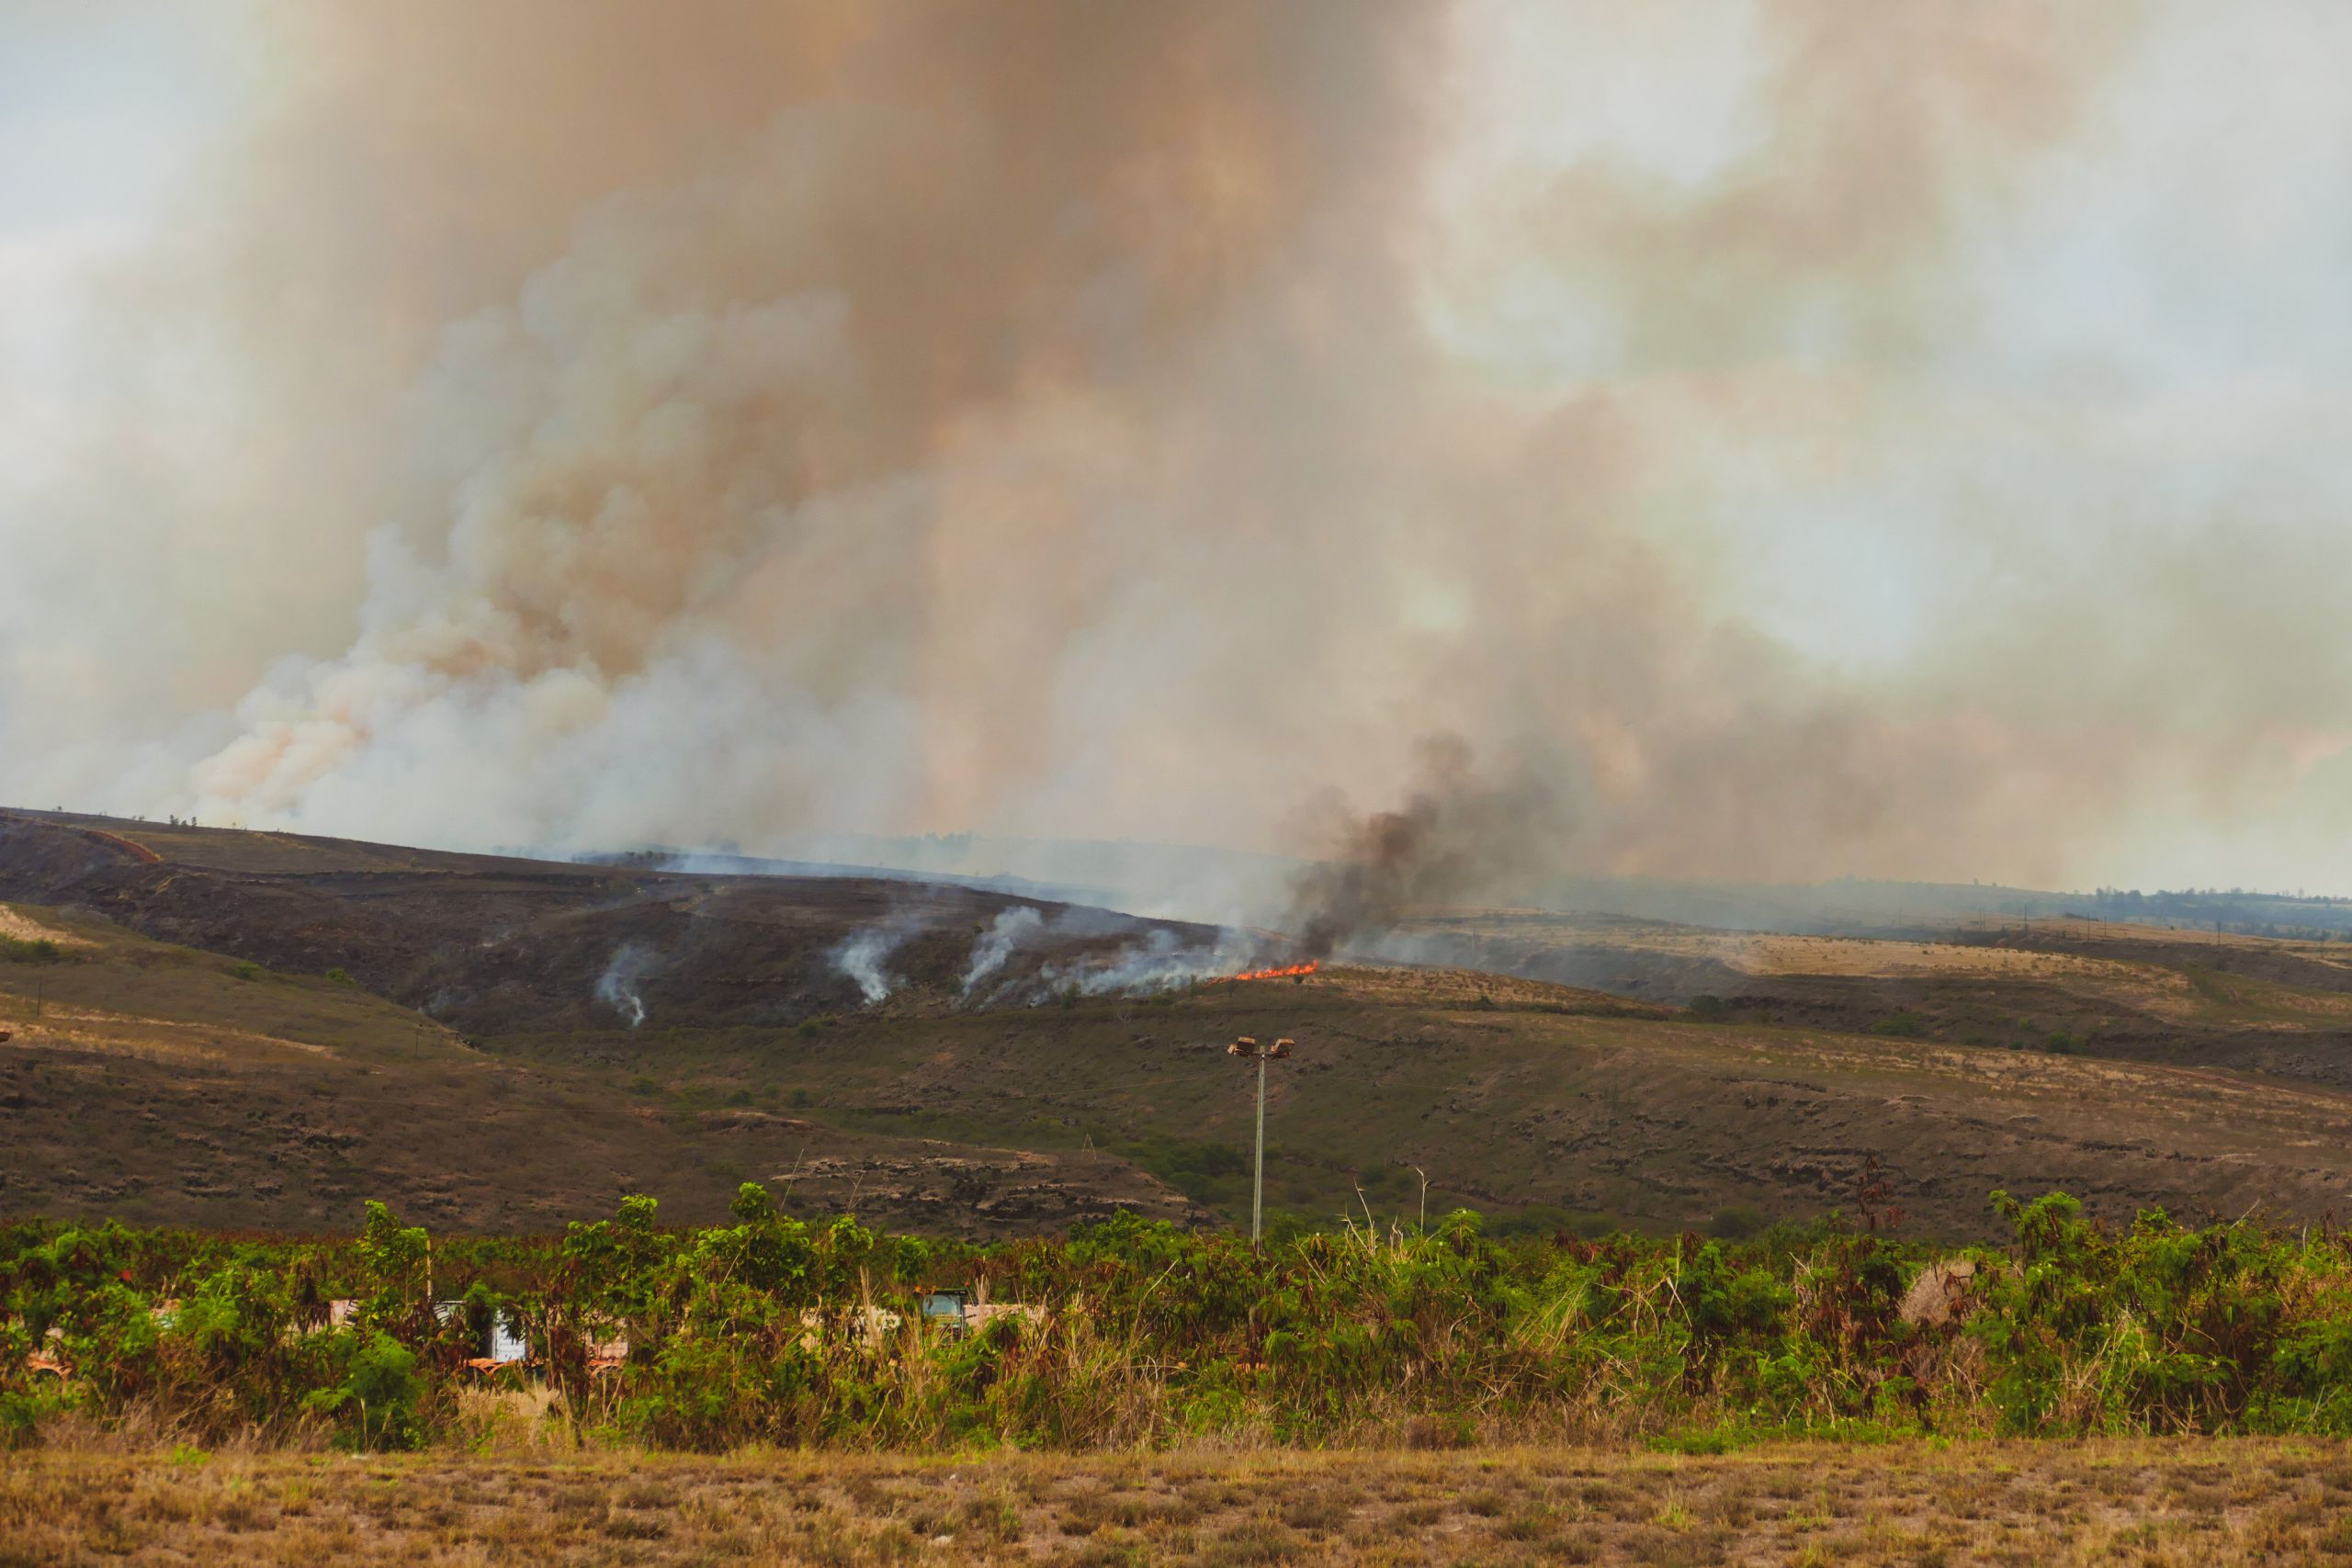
[1252,1053,1266,1251]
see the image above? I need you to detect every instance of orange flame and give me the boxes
[1213,961,1318,984]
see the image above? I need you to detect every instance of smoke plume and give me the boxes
[959,906,1043,998]
[12,4,2352,897]
[1036,927,1263,999]
[594,942,655,1028]
[1283,737,1576,959]
[829,917,922,1007]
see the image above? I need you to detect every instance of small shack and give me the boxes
[432,1300,531,1372]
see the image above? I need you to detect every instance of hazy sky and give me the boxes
[5,1,2352,897]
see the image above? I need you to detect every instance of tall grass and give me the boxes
[7,1186,2352,1452]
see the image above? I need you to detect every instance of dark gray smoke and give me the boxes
[1283,737,1575,959]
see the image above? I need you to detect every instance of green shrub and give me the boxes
[15,1187,2352,1452]
[0,1388,65,1448]
[304,1332,423,1450]
[1487,1204,1616,1241]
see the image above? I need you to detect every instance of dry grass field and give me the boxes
[7,1438,2352,1565]
[0,900,1196,1235]
[1385,908,2352,1096]
[14,880,2352,1237]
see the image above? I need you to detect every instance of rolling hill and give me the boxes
[0,809,1217,1034]
[1370,909,2352,1091]
[5,809,2352,1240]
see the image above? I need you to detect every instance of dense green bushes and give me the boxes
[8,1188,2352,1451]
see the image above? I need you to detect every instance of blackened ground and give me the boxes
[0,811,1218,1036]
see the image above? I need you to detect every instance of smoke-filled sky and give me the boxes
[6,0,2352,897]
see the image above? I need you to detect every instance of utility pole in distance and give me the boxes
[1227,1034,1295,1251]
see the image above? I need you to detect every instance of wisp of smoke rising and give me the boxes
[594,942,656,1027]
[830,917,922,1005]
[959,905,1043,998]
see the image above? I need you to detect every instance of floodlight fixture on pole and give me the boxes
[1227,1035,1296,1250]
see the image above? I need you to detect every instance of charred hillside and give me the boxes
[0,811,1216,1036]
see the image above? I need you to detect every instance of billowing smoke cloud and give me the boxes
[16,4,2352,897]
[959,906,1043,998]
[141,0,1447,865]
[594,942,655,1028]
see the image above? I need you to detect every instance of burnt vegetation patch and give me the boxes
[0,811,1212,1034]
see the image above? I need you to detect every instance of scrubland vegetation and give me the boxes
[11,1187,2352,1460]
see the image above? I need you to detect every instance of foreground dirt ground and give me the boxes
[6,1439,2352,1565]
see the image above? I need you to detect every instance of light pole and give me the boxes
[1227,1034,1294,1250]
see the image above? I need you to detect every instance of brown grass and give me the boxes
[0,907,90,950]
[3,1438,2349,1565]
[16,860,2352,1241]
